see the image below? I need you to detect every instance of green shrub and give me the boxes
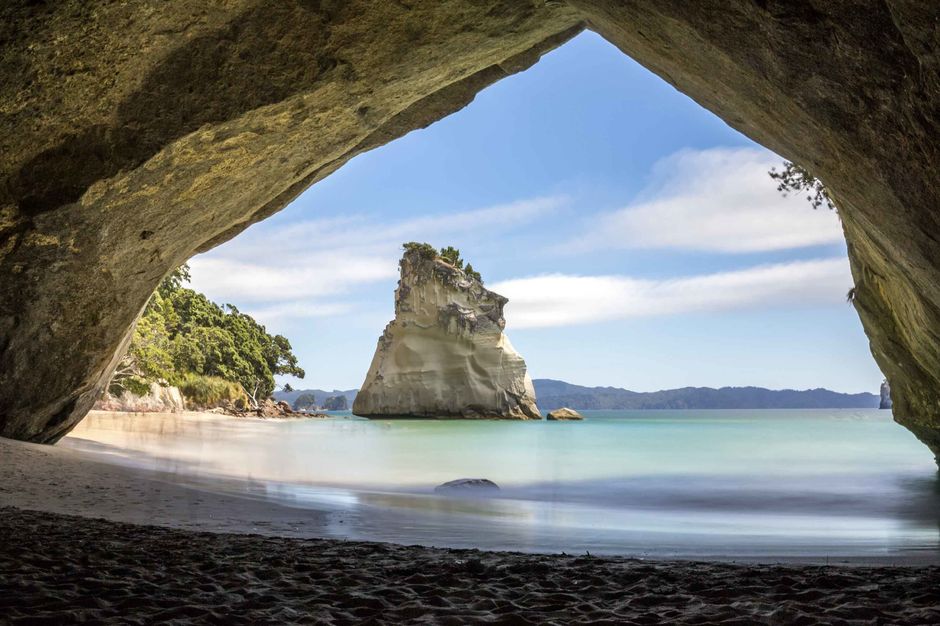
[402,242,484,283]
[177,373,247,409]
[108,263,304,408]
[402,241,438,259]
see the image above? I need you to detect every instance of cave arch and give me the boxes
[2,1,939,459]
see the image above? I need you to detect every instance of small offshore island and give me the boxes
[353,243,541,420]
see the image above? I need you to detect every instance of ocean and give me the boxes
[64,409,940,559]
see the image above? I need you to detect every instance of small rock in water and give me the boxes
[434,478,500,494]
[546,407,584,421]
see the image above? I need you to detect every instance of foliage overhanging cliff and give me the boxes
[111,265,304,407]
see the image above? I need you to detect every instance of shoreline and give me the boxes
[4,430,940,621]
[2,432,938,566]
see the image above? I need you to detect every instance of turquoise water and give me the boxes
[66,409,940,559]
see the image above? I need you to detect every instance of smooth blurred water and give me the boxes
[65,409,940,558]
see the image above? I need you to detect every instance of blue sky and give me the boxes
[189,32,883,394]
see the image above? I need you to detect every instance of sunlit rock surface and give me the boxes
[353,250,540,420]
[93,383,184,413]
[547,408,584,421]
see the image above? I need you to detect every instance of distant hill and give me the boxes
[273,388,358,408]
[532,379,880,410]
[274,382,879,412]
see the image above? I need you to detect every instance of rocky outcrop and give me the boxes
[93,383,185,413]
[3,2,940,461]
[322,396,348,411]
[546,408,584,421]
[880,381,893,411]
[353,249,540,420]
[292,394,318,412]
[215,399,313,419]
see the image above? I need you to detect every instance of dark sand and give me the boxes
[4,435,940,623]
[4,506,940,624]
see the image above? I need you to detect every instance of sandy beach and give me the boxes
[3,505,940,625]
[3,431,940,623]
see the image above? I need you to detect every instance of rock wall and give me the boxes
[94,383,185,414]
[353,249,540,420]
[2,1,940,458]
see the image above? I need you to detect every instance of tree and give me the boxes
[438,245,464,269]
[438,246,483,282]
[282,383,294,393]
[769,161,836,211]
[158,264,192,295]
[462,262,482,283]
[109,264,305,408]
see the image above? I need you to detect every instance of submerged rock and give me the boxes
[352,248,540,420]
[435,478,500,494]
[546,407,584,421]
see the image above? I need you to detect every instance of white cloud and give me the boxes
[189,255,397,303]
[491,258,853,329]
[189,195,566,311]
[243,301,354,323]
[576,147,844,253]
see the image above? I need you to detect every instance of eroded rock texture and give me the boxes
[352,249,540,420]
[2,2,940,456]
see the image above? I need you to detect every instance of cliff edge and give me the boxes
[353,246,540,420]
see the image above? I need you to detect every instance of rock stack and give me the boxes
[353,247,540,420]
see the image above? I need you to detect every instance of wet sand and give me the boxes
[4,434,940,622]
[0,435,333,538]
[4,506,940,624]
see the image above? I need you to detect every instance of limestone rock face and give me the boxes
[93,383,185,413]
[546,408,584,421]
[353,250,540,420]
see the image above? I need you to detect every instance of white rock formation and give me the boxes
[546,407,584,421]
[94,382,185,413]
[353,248,540,420]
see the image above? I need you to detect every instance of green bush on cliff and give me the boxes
[402,241,438,259]
[110,264,304,407]
[402,242,483,282]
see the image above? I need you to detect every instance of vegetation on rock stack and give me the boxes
[110,265,304,408]
[403,242,482,282]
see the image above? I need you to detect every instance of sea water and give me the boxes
[65,409,940,559]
